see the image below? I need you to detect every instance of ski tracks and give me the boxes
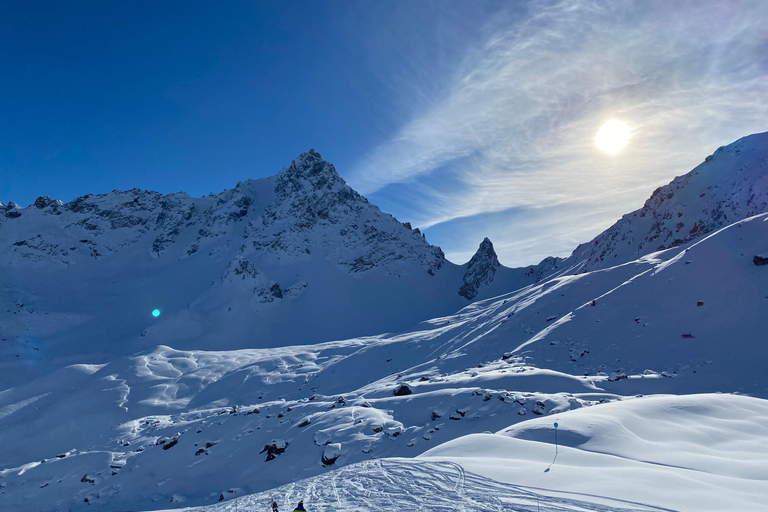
[173,459,669,512]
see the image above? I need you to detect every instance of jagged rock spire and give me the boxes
[458,237,500,300]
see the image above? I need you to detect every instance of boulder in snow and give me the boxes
[321,443,341,465]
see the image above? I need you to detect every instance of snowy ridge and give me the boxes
[0,150,444,275]
[568,131,768,271]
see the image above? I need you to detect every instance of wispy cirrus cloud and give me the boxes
[347,0,768,265]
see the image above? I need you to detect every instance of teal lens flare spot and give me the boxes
[152,309,161,318]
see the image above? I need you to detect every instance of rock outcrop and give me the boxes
[459,238,501,300]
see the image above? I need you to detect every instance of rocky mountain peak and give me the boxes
[275,149,349,197]
[458,237,501,300]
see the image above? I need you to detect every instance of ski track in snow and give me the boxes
[160,459,668,512]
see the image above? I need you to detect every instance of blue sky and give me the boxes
[2,1,767,266]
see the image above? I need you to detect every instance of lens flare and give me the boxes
[595,120,631,153]
[152,309,161,317]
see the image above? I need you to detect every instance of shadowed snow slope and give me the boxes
[421,393,768,512]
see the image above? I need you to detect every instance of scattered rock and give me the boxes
[261,439,288,461]
[393,384,412,396]
[753,255,768,266]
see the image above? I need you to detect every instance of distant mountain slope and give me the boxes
[567,131,768,271]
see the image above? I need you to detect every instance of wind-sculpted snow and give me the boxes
[568,131,768,271]
[422,394,768,511]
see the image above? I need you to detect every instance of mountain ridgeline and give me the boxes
[566,132,768,271]
[0,150,551,384]
[2,132,767,375]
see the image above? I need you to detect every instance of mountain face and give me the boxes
[0,150,444,275]
[568,132,768,272]
[0,150,536,389]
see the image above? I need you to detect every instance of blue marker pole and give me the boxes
[545,421,559,473]
[554,422,559,456]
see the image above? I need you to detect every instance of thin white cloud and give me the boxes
[348,0,768,265]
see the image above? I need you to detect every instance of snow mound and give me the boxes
[422,393,768,512]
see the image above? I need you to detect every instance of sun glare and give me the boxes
[595,120,631,153]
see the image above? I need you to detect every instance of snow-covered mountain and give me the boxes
[2,133,768,512]
[567,131,768,271]
[1,150,546,388]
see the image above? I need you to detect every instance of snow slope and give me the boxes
[567,131,768,272]
[148,393,768,512]
[154,459,670,512]
[422,393,768,512]
[1,212,767,511]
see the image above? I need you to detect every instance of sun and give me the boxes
[595,119,631,153]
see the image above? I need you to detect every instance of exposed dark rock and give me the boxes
[394,384,412,396]
[459,237,500,300]
[270,283,283,299]
[260,439,287,461]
